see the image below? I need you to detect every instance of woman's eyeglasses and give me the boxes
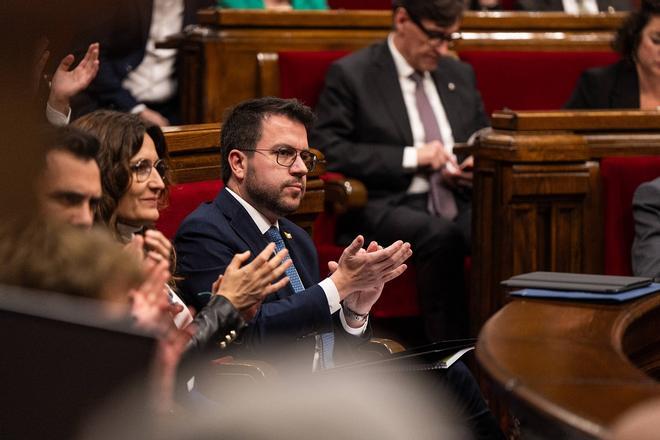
[130,158,168,183]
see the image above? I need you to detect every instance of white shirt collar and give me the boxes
[225,187,279,235]
[387,33,430,82]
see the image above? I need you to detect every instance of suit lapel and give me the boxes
[432,60,464,141]
[370,43,414,145]
[217,189,299,297]
[610,61,640,108]
[216,189,271,259]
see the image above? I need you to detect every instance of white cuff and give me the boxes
[130,103,147,114]
[339,305,368,335]
[45,102,71,126]
[319,277,341,314]
[402,146,418,170]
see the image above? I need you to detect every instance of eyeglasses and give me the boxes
[407,11,461,46]
[130,158,168,183]
[238,146,319,172]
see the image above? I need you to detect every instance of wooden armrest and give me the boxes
[322,174,367,215]
[196,358,278,400]
[358,337,406,360]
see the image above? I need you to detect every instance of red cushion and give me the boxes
[279,51,350,109]
[601,157,660,276]
[458,50,620,115]
[156,180,224,239]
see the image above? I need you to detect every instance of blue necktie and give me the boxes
[264,226,335,368]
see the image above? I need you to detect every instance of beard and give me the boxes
[244,166,305,218]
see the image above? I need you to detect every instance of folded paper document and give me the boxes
[501,271,652,293]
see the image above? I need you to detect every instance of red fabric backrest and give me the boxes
[328,0,392,9]
[601,156,660,276]
[278,51,351,109]
[156,180,224,239]
[458,50,620,115]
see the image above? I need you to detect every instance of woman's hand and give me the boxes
[212,243,292,318]
[143,229,173,264]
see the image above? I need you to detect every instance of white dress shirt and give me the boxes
[387,34,457,195]
[122,0,183,113]
[562,0,599,14]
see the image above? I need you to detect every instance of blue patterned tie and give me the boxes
[264,226,335,368]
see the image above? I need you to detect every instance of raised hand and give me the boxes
[330,235,412,300]
[128,258,172,336]
[212,243,292,318]
[48,42,100,115]
[143,229,173,264]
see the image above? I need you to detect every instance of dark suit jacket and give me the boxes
[74,0,213,115]
[632,177,660,279]
[310,40,488,229]
[174,188,368,367]
[564,59,639,109]
[516,0,631,11]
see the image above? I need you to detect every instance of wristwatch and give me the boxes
[342,303,369,322]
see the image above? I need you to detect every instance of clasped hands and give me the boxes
[329,236,412,327]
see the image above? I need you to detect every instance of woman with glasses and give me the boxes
[72,110,291,335]
[565,0,660,109]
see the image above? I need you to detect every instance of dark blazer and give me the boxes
[632,177,660,280]
[174,188,367,366]
[310,40,488,227]
[516,0,631,11]
[564,59,639,109]
[75,0,213,115]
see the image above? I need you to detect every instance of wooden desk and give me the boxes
[477,294,660,439]
[173,10,626,123]
[470,110,660,335]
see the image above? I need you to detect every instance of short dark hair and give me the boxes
[44,125,100,162]
[613,0,660,60]
[72,110,170,232]
[220,97,315,184]
[393,0,465,27]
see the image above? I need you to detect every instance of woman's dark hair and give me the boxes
[614,0,660,61]
[72,110,170,234]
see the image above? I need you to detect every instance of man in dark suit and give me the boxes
[74,0,214,125]
[310,0,488,342]
[632,177,660,280]
[175,97,412,370]
[175,97,503,439]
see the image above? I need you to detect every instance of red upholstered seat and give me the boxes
[601,157,660,276]
[279,51,350,109]
[156,180,224,239]
[458,50,620,115]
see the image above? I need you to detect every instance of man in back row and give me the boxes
[311,0,489,342]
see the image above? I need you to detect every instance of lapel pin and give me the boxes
[448,82,456,91]
[284,231,292,239]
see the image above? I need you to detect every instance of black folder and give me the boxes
[501,271,652,293]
